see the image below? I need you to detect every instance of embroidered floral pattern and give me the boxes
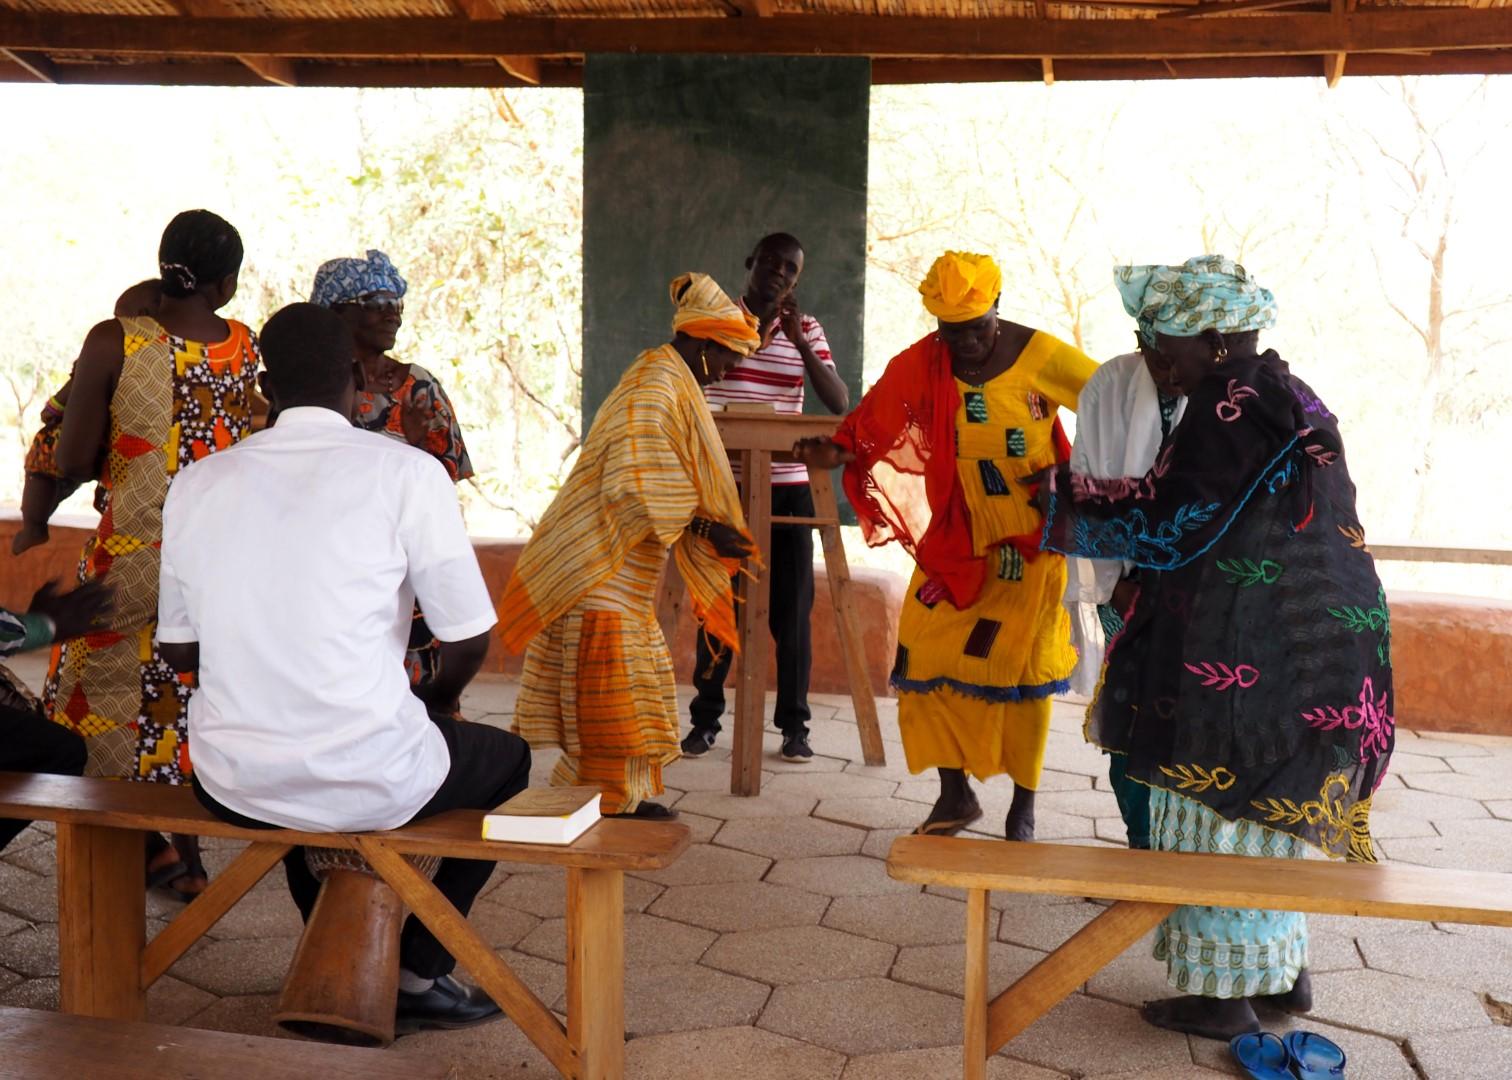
[1069,499,1218,568]
[1301,675,1395,764]
[1338,524,1369,551]
[1251,773,1377,863]
[1184,661,1260,691]
[1160,763,1238,793]
[1328,586,1391,666]
[1216,558,1284,587]
[1216,379,1259,423]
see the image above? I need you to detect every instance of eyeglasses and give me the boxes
[338,294,404,316]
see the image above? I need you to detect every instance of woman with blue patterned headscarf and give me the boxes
[311,249,475,697]
[1034,256,1392,1042]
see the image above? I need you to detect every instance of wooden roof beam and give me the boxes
[1326,0,1357,87]
[1035,0,1054,85]
[4,11,1512,62]
[451,0,540,85]
[1,47,59,83]
[172,0,296,85]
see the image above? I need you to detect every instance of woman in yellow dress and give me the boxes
[499,273,759,819]
[796,252,1097,839]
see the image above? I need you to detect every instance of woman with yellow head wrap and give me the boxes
[499,273,759,818]
[796,251,1098,840]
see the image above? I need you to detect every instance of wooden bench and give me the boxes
[0,772,691,1080]
[887,835,1512,1080]
[0,1005,457,1079]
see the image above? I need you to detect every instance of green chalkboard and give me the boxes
[582,54,870,436]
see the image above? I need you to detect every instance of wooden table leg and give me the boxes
[808,468,886,766]
[731,449,772,796]
[653,552,686,652]
[963,888,991,1080]
[55,823,145,1020]
[567,867,626,1080]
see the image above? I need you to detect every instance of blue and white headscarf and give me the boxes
[310,249,408,308]
[1115,255,1277,345]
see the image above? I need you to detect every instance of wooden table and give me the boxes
[661,409,886,796]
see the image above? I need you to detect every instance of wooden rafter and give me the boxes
[1326,0,1359,87]
[1160,0,1322,18]
[171,0,295,85]
[3,11,1511,62]
[451,0,540,85]
[1,46,58,83]
[1035,0,1054,85]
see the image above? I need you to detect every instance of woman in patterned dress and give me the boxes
[795,251,1098,841]
[310,250,474,694]
[1036,256,1393,1040]
[44,210,260,899]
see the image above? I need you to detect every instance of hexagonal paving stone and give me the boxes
[1,838,55,876]
[1083,1068,1246,1080]
[1380,832,1512,873]
[842,1046,1063,1079]
[194,881,305,940]
[822,890,990,948]
[678,812,723,844]
[467,896,543,949]
[815,797,933,830]
[0,976,57,1010]
[860,828,913,860]
[0,862,56,923]
[1307,968,1492,1038]
[1393,736,1490,759]
[624,962,770,1037]
[998,899,1107,951]
[703,924,895,985]
[400,1013,560,1079]
[488,866,663,917]
[628,1024,845,1080]
[802,723,905,762]
[1363,809,1440,839]
[630,842,771,887]
[676,790,818,821]
[515,912,716,968]
[759,976,963,1056]
[1357,928,1512,994]
[170,936,298,996]
[1386,751,1452,774]
[763,770,899,800]
[1403,771,1512,801]
[147,974,220,1026]
[663,756,774,793]
[714,815,865,860]
[963,810,1098,843]
[892,940,1045,998]
[1005,994,1192,1075]
[184,992,298,1038]
[0,925,56,977]
[1410,1026,1512,1080]
[1190,1013,1417,1079]
[0,965,22,995]
[766,855,919,898]
[1083,932,1169,1007]
[1035,789,1123,819]
[1302,931,1367,974]
[649,881,828,933]
[0,910,26,937]
[1371,787,1489,820]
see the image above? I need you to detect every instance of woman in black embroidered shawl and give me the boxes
[1036,257,1393,1042]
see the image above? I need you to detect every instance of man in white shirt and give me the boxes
[157,302,528,1035]
[1063,332,1185,851]
[682,233,849,764]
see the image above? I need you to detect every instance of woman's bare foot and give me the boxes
[914,768,982,836]
[1004,785,1036,842]
[167,833,208,903]
[1141,995,1260,1041]
[11,523,49,556]
[1256,968,1313,1014]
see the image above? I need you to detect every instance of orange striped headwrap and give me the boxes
[669,272,761,357]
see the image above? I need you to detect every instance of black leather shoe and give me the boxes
[680,727,718,756]
[395,974,503,1035]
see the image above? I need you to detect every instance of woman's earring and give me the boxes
[1215,344,1229,364]
[699,347,710,380]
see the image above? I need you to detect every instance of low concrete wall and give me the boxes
[4,513,1504,733]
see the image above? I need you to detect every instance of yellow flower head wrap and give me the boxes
[670,272,761,357]
[918,251,1002,324]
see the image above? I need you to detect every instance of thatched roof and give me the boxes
[3,0,1510,88]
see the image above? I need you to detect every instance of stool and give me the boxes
[275,845,441,1047]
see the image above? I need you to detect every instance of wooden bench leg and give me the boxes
[55,823,145,1020]
[963,888,991,1080]
[985,899,1175,1053]
[566,867,626,1080]
[731,450,772,796]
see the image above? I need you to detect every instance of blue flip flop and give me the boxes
[1230,1032,1291,1080]
[1283,1030,1347,1078]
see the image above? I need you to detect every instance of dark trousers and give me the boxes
[194,714,531,979]
[691,483,815,737]
[0,704,87,852]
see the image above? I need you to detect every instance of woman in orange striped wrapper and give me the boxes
[498,273,759,819]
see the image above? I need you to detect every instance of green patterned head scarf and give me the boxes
[1114,255,1277,345]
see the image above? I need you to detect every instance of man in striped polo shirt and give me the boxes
[681,233,849,764]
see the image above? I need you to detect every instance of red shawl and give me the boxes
[832,333,1070,610]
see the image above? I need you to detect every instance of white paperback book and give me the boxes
[481,786,602,845]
